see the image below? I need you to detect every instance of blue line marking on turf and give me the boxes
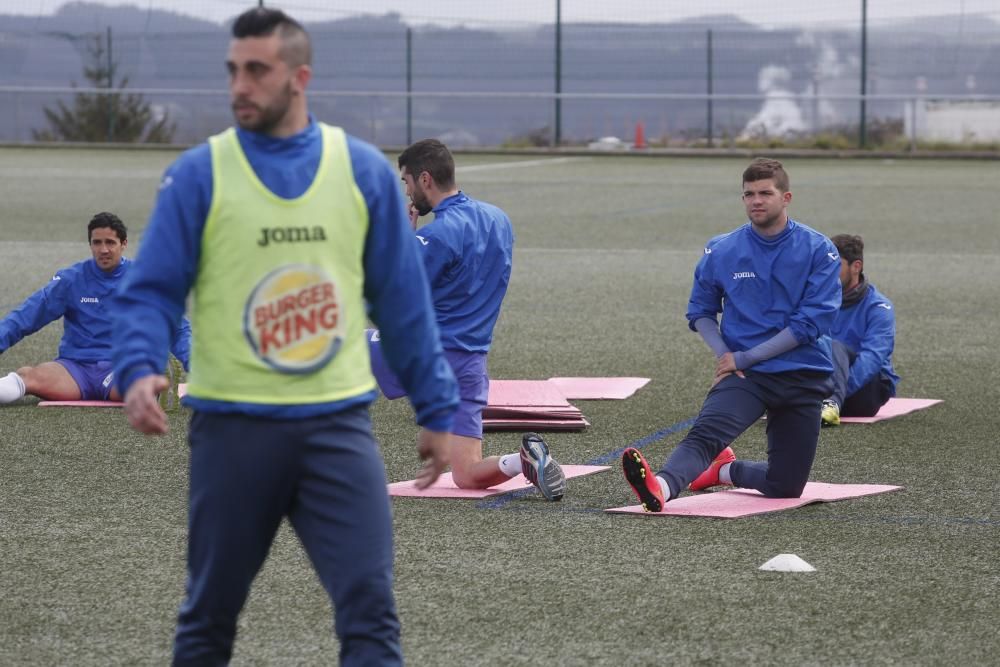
[475,486,543,508]
[585,417,696,466]
[476,416,696,510]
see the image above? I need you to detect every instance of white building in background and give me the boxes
[904,100,1000,143]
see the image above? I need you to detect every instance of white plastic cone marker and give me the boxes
[758,554,816,572]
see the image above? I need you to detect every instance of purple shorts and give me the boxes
[367,329,487,439]
[55,358,116,401]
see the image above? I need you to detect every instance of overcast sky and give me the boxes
[2,0,999,29]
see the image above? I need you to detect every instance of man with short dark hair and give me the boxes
[820,234,899,426]
[0,211,190,404]
[622,158,841,512]
[368,138,566,500]
[112,8,457,665]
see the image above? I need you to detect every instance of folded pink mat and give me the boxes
[483,417,591,431]
[606,482,902,518]
[389,464,609,498]
[548,377,650,400]
[487,380,570,407]
[38,400,124,408]
[840,397,941,423]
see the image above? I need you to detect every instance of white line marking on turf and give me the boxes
[459,157,588,172]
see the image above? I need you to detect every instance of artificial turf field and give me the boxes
[1,147,997,665]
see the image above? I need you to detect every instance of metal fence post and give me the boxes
[707,28,714,147]
[107,26,115,142]
[554,0,562,147]
[406,27,413,146]
[859,0,868,148]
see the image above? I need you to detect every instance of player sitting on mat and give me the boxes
[0,212,191,405]
[369,138,566,500]
[819,233,900,426]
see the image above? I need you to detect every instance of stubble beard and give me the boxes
[411,187,433,216]
[233,82,294,135]
[749,208,785,232]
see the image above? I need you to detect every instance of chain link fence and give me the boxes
[2,1,998,148]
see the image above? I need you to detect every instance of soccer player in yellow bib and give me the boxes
[111,8,457,665]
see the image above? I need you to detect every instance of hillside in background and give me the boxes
[1,2,998,144]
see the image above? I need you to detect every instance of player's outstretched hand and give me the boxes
[415,428,450,489]
[124,374,170,435]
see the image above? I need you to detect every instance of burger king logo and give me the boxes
[244,265,342,373]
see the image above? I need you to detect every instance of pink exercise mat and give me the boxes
[483,417,591,431]
[840,397,941,423]
[484,380,588,431]
[487,380,571,407]
[548,377,650,400]
[606,482,903,518]
[484,405,583,418]
[388,464,609,498]
[38,400,124,407]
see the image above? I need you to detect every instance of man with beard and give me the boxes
[820,234,899,426]
[622,158,842,512]
[112,8,457,665]
[367,139,566,500]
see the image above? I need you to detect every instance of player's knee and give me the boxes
[451,472,477,490]
[762,479,807,498]
[450,467,485,490]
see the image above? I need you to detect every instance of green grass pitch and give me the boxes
[1,147,997,665]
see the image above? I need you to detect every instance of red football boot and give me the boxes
[622,448,665,512]
[688,446,736,491]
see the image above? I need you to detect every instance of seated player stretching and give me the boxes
[0,212,190,405]
[820,233,900,426]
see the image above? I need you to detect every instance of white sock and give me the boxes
[719,462,733,485]
[656,475,671,501]
[0,372,26,403]
[498,453,522,478]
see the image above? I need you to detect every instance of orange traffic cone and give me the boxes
[634,121,646,149]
